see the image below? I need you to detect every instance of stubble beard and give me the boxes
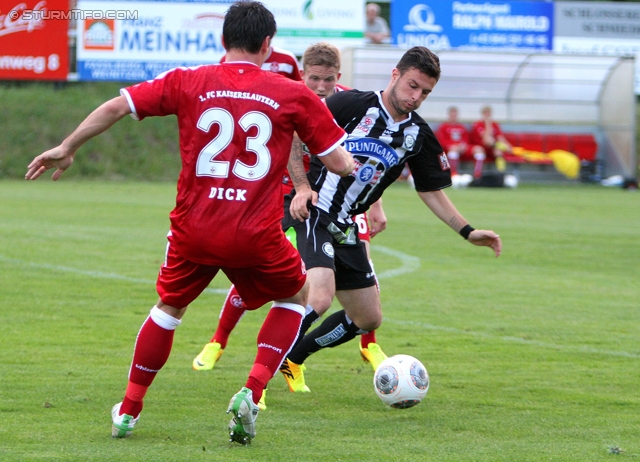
[388,83,412,117]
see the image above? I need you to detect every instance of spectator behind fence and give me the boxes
[365,3,390,44]
[469,105,512,178]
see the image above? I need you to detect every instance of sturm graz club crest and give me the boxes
[322,242,334,258]
[403,134,416,150]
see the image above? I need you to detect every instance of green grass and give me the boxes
[1,180,639,461]
[0,82,638,181]
[0,82,181,180]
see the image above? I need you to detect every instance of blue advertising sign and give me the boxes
[391,1,553,51]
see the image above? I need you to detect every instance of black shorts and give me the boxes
[284,204,376,291]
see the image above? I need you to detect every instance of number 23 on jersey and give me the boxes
[196,108,273,181]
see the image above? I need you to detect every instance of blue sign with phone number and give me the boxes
[391,1,554,50]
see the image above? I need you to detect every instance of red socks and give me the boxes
[119,306,181,417]
[118,303,303,412]
[245,364,272,404]
[448,151,460,176]
[122,383,146,418]
[210,285,247,348]
[473,159,484,178]
[473,151,486,178]
[245,303,304,403]
[360,331,377,348]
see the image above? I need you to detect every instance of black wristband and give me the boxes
[459,224,475,240]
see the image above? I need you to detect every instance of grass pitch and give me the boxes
[0,179,638,461]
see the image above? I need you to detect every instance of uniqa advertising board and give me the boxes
[390,1,553,51]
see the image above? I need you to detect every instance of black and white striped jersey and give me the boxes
[308,89,452,224]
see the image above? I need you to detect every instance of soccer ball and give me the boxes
[373,354,429,409]
[504,174,518,188]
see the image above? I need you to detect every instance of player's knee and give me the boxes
[356,310,382,331]
[359,317,381,332]
[308,294,333,316]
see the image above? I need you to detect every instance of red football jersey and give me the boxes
[221,46,301,81]
[436,122,468,151]
[262,46,301,80]
[469,120,503,147]
[122,63,346,266]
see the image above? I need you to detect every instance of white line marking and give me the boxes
[0,255,229,294]
[369,248,638,358]
[0,245,419,295]
[371,245,421,279]
[384,318,640,359]
[2,254,636,359]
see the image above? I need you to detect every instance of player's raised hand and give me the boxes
[25,145,74,181]
[468,230,502,257]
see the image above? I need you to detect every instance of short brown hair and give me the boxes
[302,42,341,72]
[396,46,441,81]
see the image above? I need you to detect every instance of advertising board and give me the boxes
[391,1,553,51]
[554,1,640,94]
[76,0,365,81]
[0,0,70,80]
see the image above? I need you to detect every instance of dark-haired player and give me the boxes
[25,1,354,445]
[279,46,502,391]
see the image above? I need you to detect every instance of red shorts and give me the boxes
[157,234,306,309]
[354,212,371,241]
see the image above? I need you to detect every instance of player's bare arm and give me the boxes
[418,189,502,257]
[367,199,387,238]
[320,144,354,177]
[288,134,316,221]
[25,96,132,181]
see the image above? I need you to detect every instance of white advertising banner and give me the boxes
[76,0,229,81]
[76,0,365,81]
[554,1,640,94]
[263,0,365,56]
